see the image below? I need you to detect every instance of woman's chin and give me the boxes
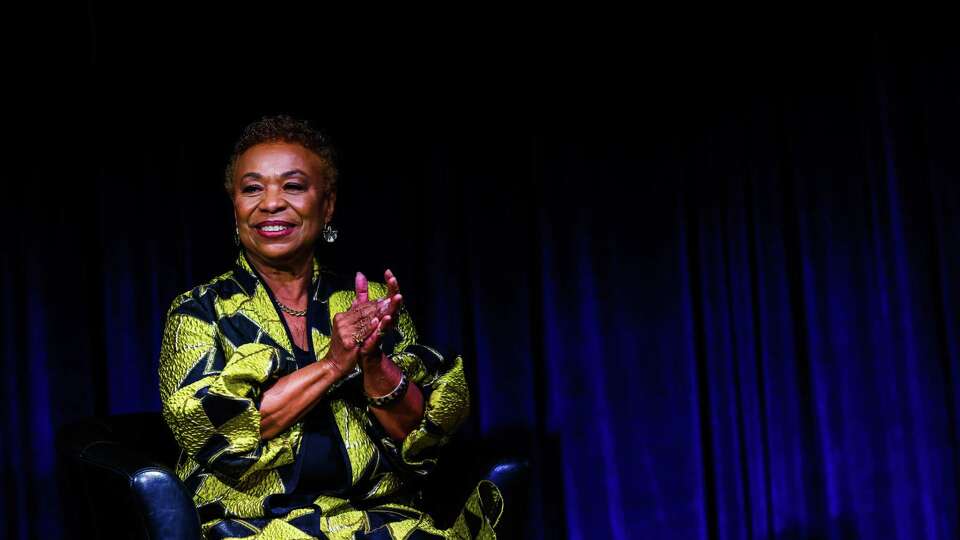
[247,244,312,265]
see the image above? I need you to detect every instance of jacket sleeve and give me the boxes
[158,291,300,484]
[365,283,471,475]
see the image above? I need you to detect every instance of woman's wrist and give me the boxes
[361,354,403,395]
[322,353,353,380]
[366,370,408,407]
[359,350,387,372]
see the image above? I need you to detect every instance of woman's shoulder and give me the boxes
[166,267,249,321]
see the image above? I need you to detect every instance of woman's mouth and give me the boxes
[254,222,297,238]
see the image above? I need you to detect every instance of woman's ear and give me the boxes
[324,190,337,224]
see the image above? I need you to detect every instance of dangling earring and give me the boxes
[234,226,240,247]
[322,223,338,243]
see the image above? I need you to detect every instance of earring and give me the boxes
[322,223,338,243]
[234,226,240,247]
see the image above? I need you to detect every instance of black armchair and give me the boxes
[56,413,528,539]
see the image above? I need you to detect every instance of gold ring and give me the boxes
[352,324,365,344]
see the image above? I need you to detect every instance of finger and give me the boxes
[360,310,378,333]
[383,293,403,321]
[347,314,375,350]
[359,316,380,352]
[385,269,400,297]
[372,299,401,334]
[343,300,386,325]
[338,310,368,342]
[375,292,402,319]
[375,296,393,317]
[361,315,391,354]
[355,272,369,304]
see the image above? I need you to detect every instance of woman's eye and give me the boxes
[242,185,262,194]
[284,183,306,191]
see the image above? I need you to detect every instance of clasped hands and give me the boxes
[324,269,403,379]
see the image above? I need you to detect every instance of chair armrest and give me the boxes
[481,458,529,536]
[72,441,202,540]
[482,458,530,488]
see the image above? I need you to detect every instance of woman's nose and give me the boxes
[259,185,286,212]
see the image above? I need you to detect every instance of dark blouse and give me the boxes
[290,342,351,497]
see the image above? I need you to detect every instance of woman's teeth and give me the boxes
[262,225,290,232]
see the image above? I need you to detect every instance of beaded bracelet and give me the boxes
[366,371,409,408]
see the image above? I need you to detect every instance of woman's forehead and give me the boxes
[236,142,325,178]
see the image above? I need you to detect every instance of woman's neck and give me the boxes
[245,250,313,307]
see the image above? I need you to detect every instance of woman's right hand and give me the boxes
[325,306,364,378]
[323,272,398,378]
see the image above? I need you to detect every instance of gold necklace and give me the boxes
[276,301,307,317]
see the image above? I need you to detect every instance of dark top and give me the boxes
[290,342,351,496]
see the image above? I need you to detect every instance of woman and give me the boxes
[158,116,502,539]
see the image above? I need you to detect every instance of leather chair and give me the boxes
[56,412,529,539]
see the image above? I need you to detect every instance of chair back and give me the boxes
[56,412,201,540]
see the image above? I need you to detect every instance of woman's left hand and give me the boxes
[350,269,404,368]
[352,269,425,441]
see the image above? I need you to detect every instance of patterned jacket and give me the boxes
[158,251,502,539]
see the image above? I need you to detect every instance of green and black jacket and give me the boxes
[158,251,502,539]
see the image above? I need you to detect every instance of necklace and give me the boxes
[277,301,307,317]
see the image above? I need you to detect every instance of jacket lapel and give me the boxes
[232,250,330,358]
[231,251,292,354]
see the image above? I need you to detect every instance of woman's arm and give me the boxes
[257,333,426,443]
[160,293,302,483]
[258,359,342,440]
[258,294,387,439]
[352,270,427,441]
[361,352,425,440]
[336,271,470,477]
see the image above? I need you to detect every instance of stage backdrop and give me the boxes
[3,33,960,539]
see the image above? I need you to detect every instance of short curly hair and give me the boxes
[224,115,338,194]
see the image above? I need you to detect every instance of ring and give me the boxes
[352,332,365,346]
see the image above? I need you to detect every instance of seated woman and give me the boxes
[158,116,502,539]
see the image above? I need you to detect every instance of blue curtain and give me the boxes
[4,38,959,539]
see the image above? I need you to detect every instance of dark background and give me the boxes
[3,21,960,539]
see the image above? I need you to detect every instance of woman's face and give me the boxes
[231,142,336,267]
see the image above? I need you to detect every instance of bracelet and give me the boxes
[366,371,409,408]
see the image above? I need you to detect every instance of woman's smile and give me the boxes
[255,219,298,238]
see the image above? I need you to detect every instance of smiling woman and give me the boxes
[232,142,335,276]
[158,116,502,539]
